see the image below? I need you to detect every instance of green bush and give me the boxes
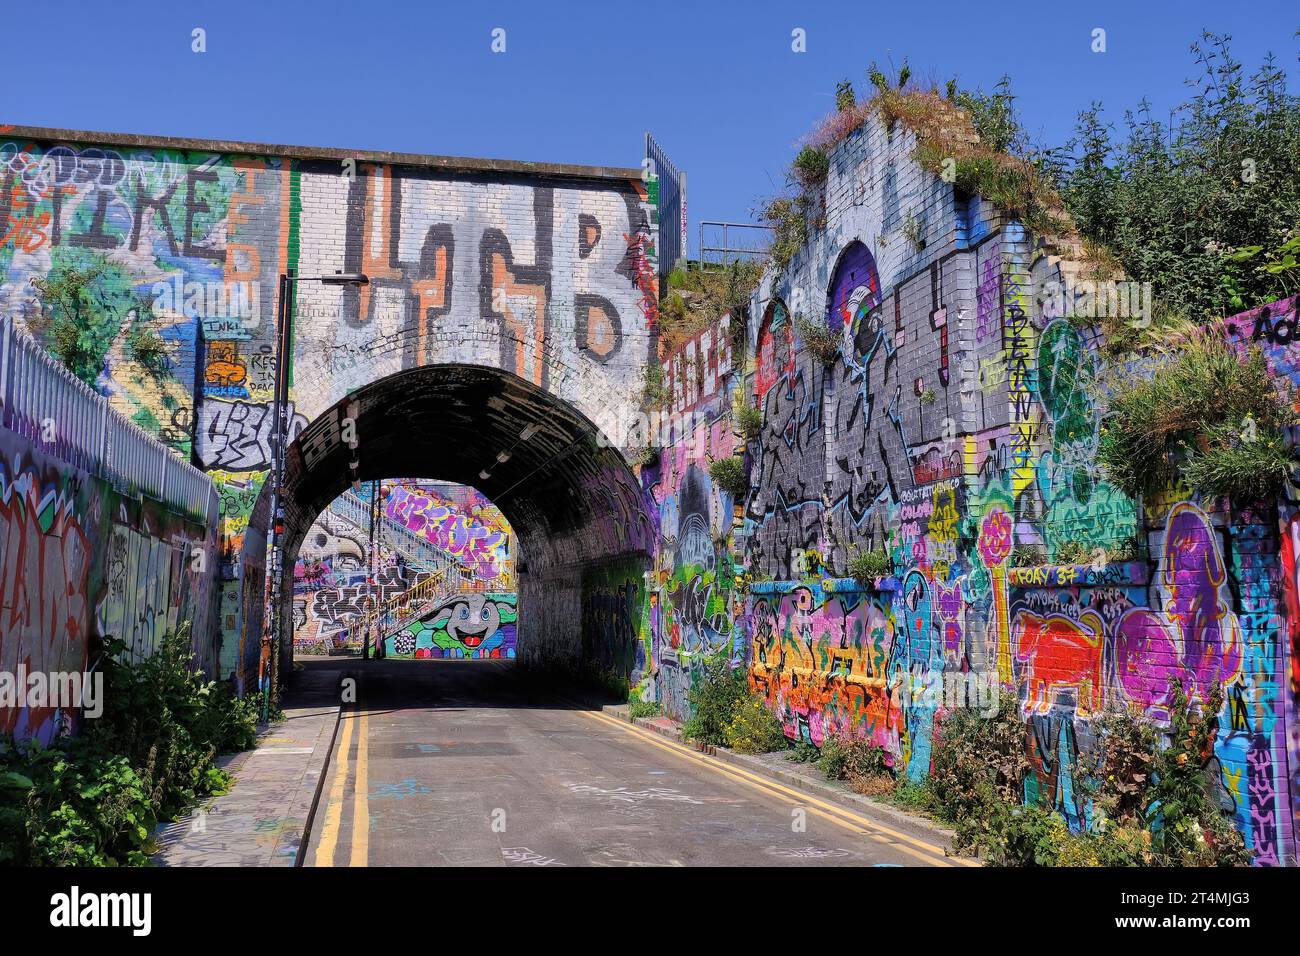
[724,696,788,754]
[793,312,840,365]
[847,547,892,584]
[976,802,1073,867]
[1098,327,1293,501]
[627,698,660,720]
[708,456,748,501]
[817,733,894,781]
[928,693,1030,852]
[682,657,750,746]
[792,146,830,188]
[0,625,262,866]
[787,740,820,764]
[735,404,764,441]
[0,741,155,867]
[891,779,940,814]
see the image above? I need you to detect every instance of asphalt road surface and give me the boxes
[301,659,964,867]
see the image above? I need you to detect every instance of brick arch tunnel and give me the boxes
[248,363,657,684]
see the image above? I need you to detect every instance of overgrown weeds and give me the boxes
[1097,326,1294,501]
[0,625,261,866]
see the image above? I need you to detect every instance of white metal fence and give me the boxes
[0,313,217,524]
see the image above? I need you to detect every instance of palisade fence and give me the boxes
[645,132,686,279]
[0,313,218,525]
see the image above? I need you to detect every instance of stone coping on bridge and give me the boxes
[2,124,642,183]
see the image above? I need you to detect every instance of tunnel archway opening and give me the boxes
[293,477,520,660]
[248,363,656,691]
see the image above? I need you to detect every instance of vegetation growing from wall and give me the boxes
[1057,33,1300,321]
[885,683,1252,866]
[0,627,260,866]
[847,547,892,584]
[793,312,840,364]
[1098,327,1294,501]
[735,402,764,441]
[681,657,788,755]
[28,257,148,389]
[657,261,762,356]
[708,456,748,500]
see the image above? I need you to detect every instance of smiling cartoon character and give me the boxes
[404,593,517,658]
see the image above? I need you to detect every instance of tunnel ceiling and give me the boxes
[273,363,655,569]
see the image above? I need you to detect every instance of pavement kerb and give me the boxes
[600,703,966,853]
[291,702,344,866]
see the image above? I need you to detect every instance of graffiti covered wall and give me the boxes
[0,428,215,743]
[1,127,656,690]
[637,111,1297,864]
[292,480,519,659]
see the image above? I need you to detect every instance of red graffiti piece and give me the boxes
[0,475,91,737]
[1013,610,1106,718]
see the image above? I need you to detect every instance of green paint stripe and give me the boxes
[287,161,302,388]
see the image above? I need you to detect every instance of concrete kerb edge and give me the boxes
[291,702,345,867]
[601,703,963,849]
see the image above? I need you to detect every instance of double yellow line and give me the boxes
[312,708,370,867]
[577,707,978,868]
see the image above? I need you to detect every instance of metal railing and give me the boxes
[0,313,217,523]
[698,221,773,269]
[342,566,451,649]
[646,132,686,277]
[332,488,461,573]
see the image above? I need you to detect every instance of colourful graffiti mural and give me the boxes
[635,109,1300,864]
[390,592,517,659]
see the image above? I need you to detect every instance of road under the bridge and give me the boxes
[301,659,963,867]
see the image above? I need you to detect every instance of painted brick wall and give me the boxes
[0,128,657,692]
[638,115,1297,864]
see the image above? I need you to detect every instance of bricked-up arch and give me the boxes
[249,363,657,677]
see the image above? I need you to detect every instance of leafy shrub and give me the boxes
[681,657,750,746]
[891,779,941,814]
[724,696,788,754]
[976,802,1073,867]
[793,312,840,364]
[735,404,764,441]
[787,741,820,764]
[1053,540,1095,565]
[127,326,169,378]
[627,698,660,720]
[0,741,155,867]
[708,456,748,501]
[642,363,669,409]
[1058,33,1300,320]
[817,733,893,781]
[1098,682,1248,866]
[0,624,262,866]
[792,146,830,188]
[834,80,856,113]
[1098,328,1293,501]
[759,196,811,276]
[847,547,892,585]
[928,693,1030,852]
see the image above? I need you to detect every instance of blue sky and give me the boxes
[6,0,1295,255]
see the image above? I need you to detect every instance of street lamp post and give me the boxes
[260,269,368,722]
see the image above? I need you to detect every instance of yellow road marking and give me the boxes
[349,710,370,867]
[578,708,976,867]
[313,709,356,867]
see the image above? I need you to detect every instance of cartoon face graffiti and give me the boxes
[433,594,509,652]
[404,593,518,658]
